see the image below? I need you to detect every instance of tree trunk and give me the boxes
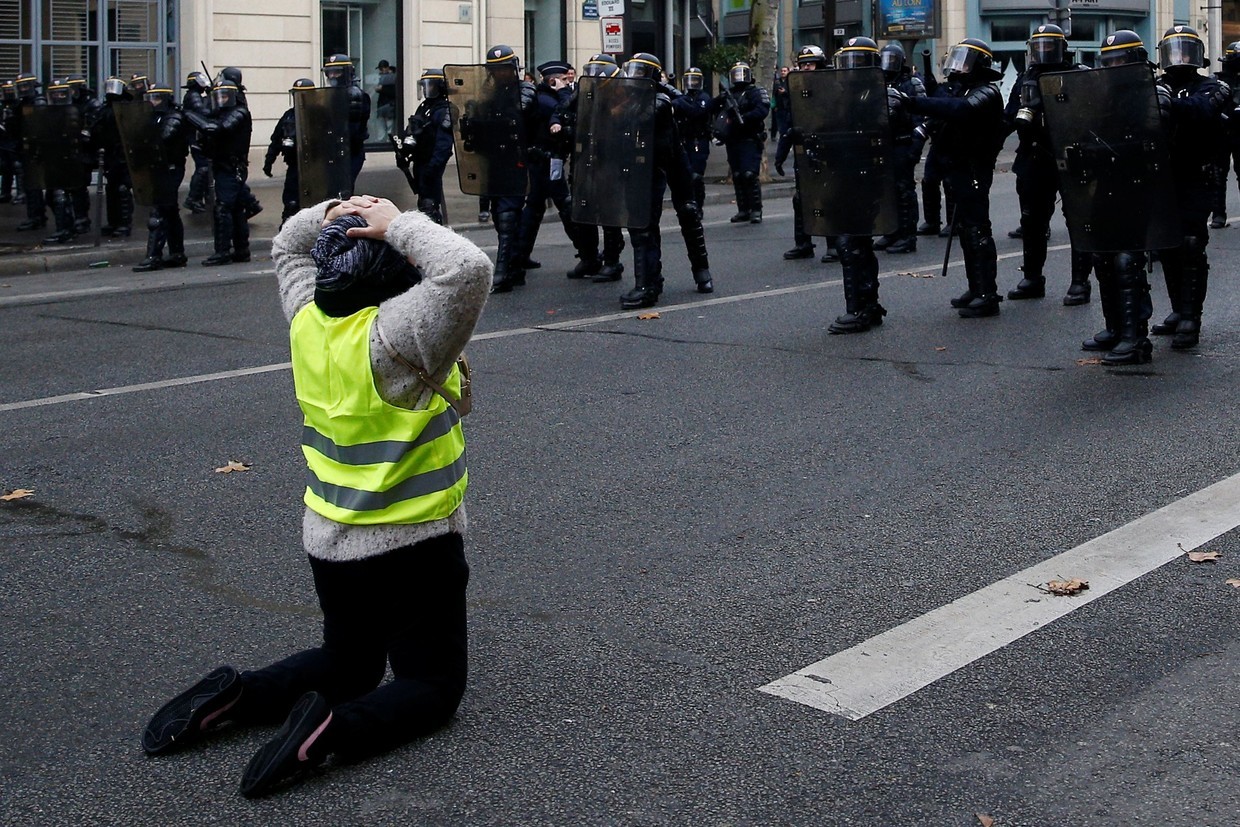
[749,0,780,91]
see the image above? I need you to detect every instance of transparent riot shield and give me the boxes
[444,64,528,198]
[570,76,656,228]
[22,105,84,192]
[789,67,898,237]
[113,100,179,207]
[1039,63,1179,253]
[294,87,352,204]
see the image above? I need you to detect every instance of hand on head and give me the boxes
[322,195,401,239]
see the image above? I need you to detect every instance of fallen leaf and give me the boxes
[1076,357,1102,366]
[545,309,557,315]
[637,312,660,320]
[1186,550,1221,562]
[1039,578,1089,596]
[214,461,251,474]
[1226,579,1240,589]
[1,488,34,501]
[934,346,947,352]
[976,815,995,827]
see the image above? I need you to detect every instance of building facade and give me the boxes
[0,0,1225,152]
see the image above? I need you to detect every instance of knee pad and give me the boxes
[147,212,162,232]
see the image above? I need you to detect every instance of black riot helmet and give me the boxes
[220,67,245,88]
[103,76,128,100]
[14,72,40,100]
[65,73,89,101]
[1159,25,1206,71]
[837,37,880,70]
[795,46,827,71]
[1028,24,1067,66]
[184,70,211,92]
[1223,41,1240,71]
[583,54,620,78]
[1098,30,1148,67]
[729,61,753,86]
[212,81,239,109]
[129,73,150,96]
[1,80,15,104]
[682,66,704,89]
[288,77,314,108]
[419,68,446,99]
[484,44,520,82]
[47,80,73,105]
[942,37,1002,80]
[144,85,175,111]
[622,52,662,80]
[322,54,355,88]
[879,43,906,78]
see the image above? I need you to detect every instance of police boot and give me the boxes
[1151,264,1182,335]
[202,203,236,266]
[133,212,166,271]
[1171,249,1207,350]
[729,177,750,223]
[820,236,841,263]
[958,228,1000,318]
[829,243,883,334]
[692,174,706,213]
[677,204,713,293]
[42,190,76,243]
[1083,270,1122,352]
[1102,271,1153,366]
[748,175,763,224]
[231,203,251,263]
[594,227,625,282]
[620,230,661,309]
[873,235,893,250]
[242,187,263,219]
[884,235,917,254]
[281,200,299,228]
[418,197,444,226]
[784,193,814,259]
[920,181,940,234]
[11,163,24,204]
[1063,249,1093,306]
[490,210,523,293]
[1007,218,1047,299]
[559,206,600,279]
[110,184,133,237]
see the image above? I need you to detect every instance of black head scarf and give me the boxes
[311,214,422,316]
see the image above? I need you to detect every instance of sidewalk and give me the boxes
[0,137,1015,278]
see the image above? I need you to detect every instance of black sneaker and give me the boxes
[239,692,332,798]
[142,665,243,755]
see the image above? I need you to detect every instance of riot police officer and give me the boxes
[1152,25,1230,350]
[872,43,926,254]
[712,62,769,224]
[776,45,830,261]
[184,80,252,266]
[93,76,135,237]
[39,80,83,244]
[1004,24,1095,306]
[263,79,314,226]
[1211,41,1240,228]
[480,44,539,293]
[65,74,99,233]
[394,69,454,224]
[14,72,48,231]
[671,67,711,210]
[899,38,1005,317]
[827,38,891,333]
[323,54,370,185]
[555,54,628,281]
[1078,30,1164,365]
[181,72,212,213]
[0,80,19,204]
[133,85,190,271]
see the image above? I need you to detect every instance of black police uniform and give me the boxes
[671,83,712,208]
[181,76,212,212]
[92,90,135,236]
[135,101,191,270]
[14,83,49,230]
[1153,66,1230,348]
[398,94,455,224]
[263,106,300,224]
[488,68,539,293]
[185,90,253,265]
[876,69,927,253]
[1003,61,1096,305]
[1211,56,1240,226]
[903,67,1005,316]
[712,77,769,222]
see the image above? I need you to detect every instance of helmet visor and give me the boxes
[1160,36,1204,69]
[837,49,878,70]
[323,67,348,87]
[684,73,703,90]
[1029,37,1065,65]
[943,43,986,75]
[729,65,751,84]
[103,77,127,97]
[212,86,237,108]
[880,51,904,74]
[419,77,443,99]
[48,87,71,105]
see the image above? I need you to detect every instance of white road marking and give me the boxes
[758,470,1240,720]
[0,244,1050,413]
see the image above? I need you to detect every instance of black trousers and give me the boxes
[239,532,469,759]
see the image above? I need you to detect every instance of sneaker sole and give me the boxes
[142,666,240,755]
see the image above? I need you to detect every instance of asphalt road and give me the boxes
[2,170,1238,826]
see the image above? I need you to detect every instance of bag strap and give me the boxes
[374,319,472,417]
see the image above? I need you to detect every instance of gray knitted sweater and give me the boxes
[273,201,492,562]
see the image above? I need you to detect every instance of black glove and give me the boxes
[262,164,273,178]
[775,161,785,177]
[887,87,907,111]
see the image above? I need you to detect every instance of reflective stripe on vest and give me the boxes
[290,303,467,526]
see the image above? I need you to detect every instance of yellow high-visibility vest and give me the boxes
[290,303,467,525]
